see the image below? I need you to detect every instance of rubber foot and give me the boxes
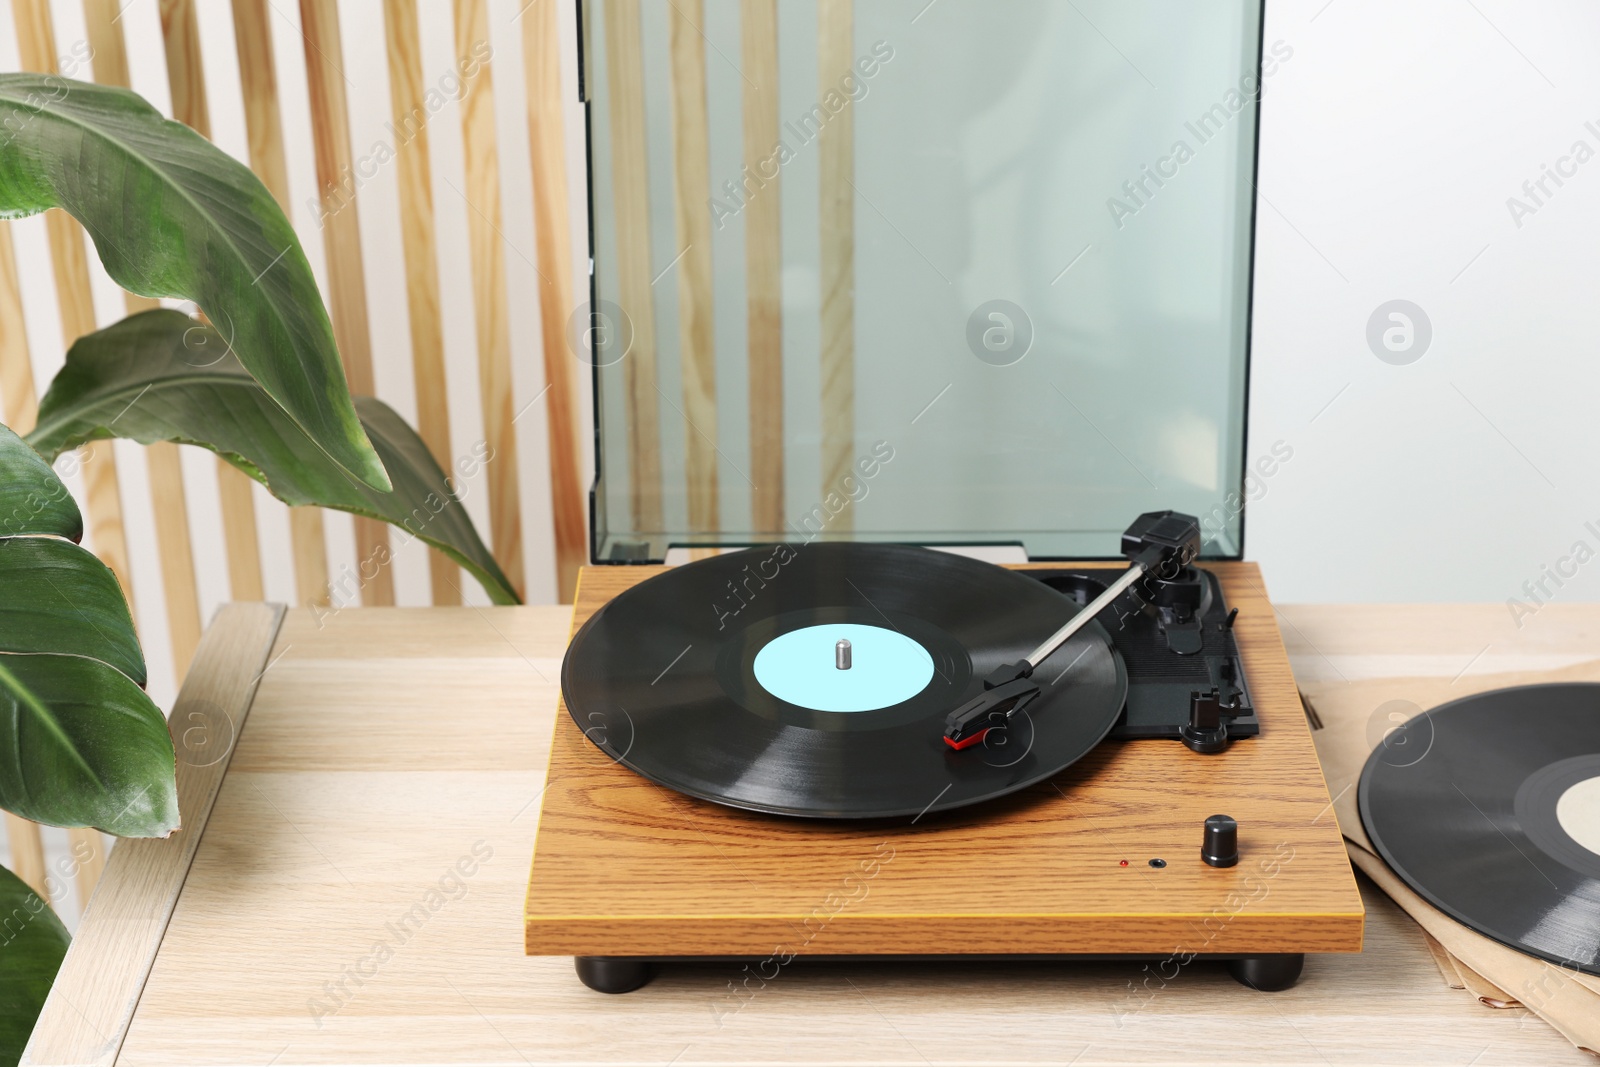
[1228,953,1304,991]
[574,956,653,994]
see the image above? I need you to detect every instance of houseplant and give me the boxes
[0,72,518,1060]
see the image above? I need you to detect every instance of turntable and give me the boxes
[525,515,1363,993]
[526,0,1361,995]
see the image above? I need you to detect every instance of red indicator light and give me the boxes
[1119,860,1129,867]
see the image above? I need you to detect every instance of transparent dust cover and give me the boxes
[579,0,1264,562]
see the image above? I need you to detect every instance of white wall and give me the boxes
[1249,0,1600,605]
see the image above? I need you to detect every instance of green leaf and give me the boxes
[0,654,178,837]
[29,310,521,605]
[0,423,81,541]
[0,863,69,1067]
[354,401,521,605]
[0,423,172,836]
[0,73,390,493]
[0,536,146,687]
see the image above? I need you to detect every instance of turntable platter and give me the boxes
[560,542,1126,819]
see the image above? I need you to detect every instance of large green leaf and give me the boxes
[0,74,390,493]
[29,310,521,605]
[0,864,69,1067]
[0,424,177,838]
[0,654,178,836]
[0,537,145,687]
[0,424,81,541]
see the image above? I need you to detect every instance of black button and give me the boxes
[1202,814,1240,868]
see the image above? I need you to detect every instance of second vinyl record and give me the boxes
[561,542,1127,819]
[1360,682,1600,974]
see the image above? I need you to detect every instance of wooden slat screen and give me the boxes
[0,0,592,918]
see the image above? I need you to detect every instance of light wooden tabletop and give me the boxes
[23,597,1600,1067]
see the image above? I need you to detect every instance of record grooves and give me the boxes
[561,542,1127,819]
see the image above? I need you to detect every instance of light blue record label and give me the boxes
[752,623,935,712]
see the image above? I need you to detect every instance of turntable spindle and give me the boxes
[836,639,852,670]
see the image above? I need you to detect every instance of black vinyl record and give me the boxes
[561,542,1127,819]
[1360,683,1600,975]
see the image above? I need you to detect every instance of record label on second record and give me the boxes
[1557,775,1600,856]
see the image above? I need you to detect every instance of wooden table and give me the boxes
[22,599,1600,1066]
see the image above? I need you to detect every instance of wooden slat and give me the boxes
[451,0,526,598]
[228,0,283,189]
[9,0,51,86]
[62,829,103,915]
[382,0,460,606]
[522,0,585,601]
[297,0,394,606]
[0,223,37,433]
[230,0,328,607]
[142,444,202,672]
[82,0,207,684]
[211,468,264,601]
[3,813,49,902]
[742,0,783,534]
[818,0,855,528]
[38,208,97,344]
[157,0,210,138]
[67,832,107,911]
[667,0,719,534]
[20,603,286,1067]
[286,506,327,606]
[602,0,663,542]
[111,389,189,658]
[81,0,128,85]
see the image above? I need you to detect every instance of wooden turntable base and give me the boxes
[525,561,1363,972]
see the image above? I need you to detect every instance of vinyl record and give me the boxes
[561,542,1127,819]
[1360,683,1600,975]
